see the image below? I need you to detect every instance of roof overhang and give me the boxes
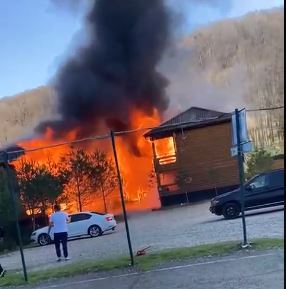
[145,117,231,140]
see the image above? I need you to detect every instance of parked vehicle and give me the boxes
[210,169,284,219]
[31,212,117,246]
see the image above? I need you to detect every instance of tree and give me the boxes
[17,160,66,229]
[0,167,15,221]
[60,149,94,212]
[16,160,38,230]
[0,165,23,250]
[90,150,117,213]
[245,148,274,179]
[35,165,66,219]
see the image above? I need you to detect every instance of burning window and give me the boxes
[154,137,176,165]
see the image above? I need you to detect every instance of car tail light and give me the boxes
[106,216,113,222]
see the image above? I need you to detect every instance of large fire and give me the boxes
[9,0,173,217]
[15,109,166,215]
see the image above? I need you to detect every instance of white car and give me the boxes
[31,212,117,246]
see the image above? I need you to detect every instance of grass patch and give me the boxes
[0,237,283,287]
[0,256,130,287]
[250,238,284,250]
[137,238,284,271]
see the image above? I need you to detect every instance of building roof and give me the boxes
[145,107,232,139]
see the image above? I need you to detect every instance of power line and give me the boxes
[3,106,284,156]
[5,134,110,156]
[5,116,220,155]
[246,105,284,112]
[6,113,231,155]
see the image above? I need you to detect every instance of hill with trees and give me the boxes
[0,8,284,150]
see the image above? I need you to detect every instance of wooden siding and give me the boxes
[155,122,239,196]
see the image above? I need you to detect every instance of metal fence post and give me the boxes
[235,109,249,248]
[110,131,134,266]
[4,152,28,281]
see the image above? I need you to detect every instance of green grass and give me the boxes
[0,238,283,287]
[0,257,131,287]
[137,238,284,271]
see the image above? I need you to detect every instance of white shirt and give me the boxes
[50,211,69,233]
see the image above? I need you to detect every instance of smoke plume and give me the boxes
[39,0,171,144]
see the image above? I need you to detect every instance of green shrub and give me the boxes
[245,148,274,179]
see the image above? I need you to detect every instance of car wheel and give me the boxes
[88,225,102,237]
[222,203,240,219]
[38,233,51,246]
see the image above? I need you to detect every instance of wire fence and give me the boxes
[0,106,284,282]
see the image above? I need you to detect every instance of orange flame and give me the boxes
[15,109,173,214]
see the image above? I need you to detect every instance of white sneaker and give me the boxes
[57,258,62,262]
[65,257,71,261]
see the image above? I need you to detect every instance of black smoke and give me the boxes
[39,0,171,145]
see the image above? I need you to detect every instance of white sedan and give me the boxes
[31,212,117,246]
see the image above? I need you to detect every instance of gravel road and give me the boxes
[0,201,283,272]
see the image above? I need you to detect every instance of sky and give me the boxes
[0,0,284,98]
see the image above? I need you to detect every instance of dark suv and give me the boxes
[210,169,284,219]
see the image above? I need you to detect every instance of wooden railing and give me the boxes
[155,154,177,166]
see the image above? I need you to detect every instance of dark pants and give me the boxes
[54,232,68,258]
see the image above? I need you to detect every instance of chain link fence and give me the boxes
[0,107,284,281]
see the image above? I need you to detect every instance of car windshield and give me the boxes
[245,174,260,186]
[246,173,269,189]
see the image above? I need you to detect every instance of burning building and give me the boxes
[10,0,173,212]
[145,107,240,206]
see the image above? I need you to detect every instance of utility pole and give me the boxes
[110,131,134,266]
[235,109,249,248]
[4,152,28,281]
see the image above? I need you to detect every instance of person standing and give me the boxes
[48,204,71,262]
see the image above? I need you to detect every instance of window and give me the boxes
[159,171,179,192]
[70,213,91,223]
[154,137,176,165]
[249,175,268,189]
[270,171,284,186]
[70,214,80,223]
[159,171,177,186]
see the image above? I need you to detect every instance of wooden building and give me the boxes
[145,107,239,206]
